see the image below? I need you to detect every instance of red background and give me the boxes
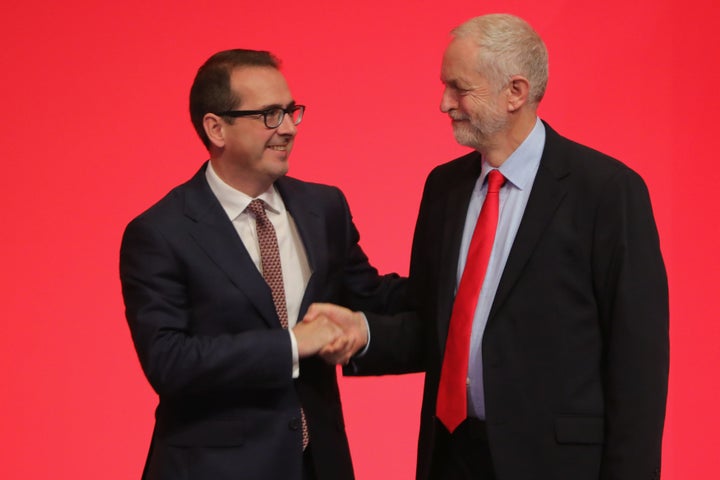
[1,0,718,478]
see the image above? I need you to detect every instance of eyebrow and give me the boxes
[257,100,297,110]
[440,75,459,86]
[443,78,478,91]
[443,80,463,89]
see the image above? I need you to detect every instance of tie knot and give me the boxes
[487,170,505,194]
[247,199,269,222]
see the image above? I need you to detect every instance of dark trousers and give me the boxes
[431,418,496,480]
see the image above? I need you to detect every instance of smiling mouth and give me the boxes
[267,145,288,151]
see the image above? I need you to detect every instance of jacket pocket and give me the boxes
[554,415,604,445]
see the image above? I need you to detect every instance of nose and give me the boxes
[440,86,456,113]
[276,112,297,136]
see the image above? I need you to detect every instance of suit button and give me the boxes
[288,418,300,430]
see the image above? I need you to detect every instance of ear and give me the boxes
[506,75,530,112]
[203,113,226,149]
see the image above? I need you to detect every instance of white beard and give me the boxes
[451,110,508,151]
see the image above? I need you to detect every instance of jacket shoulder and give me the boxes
[276,175,350,214]
[544,124,641,180]
[277,175,343,198]
[421,150,482,195]
[124,179,193,231]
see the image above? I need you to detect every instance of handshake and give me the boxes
[292,303,368,365]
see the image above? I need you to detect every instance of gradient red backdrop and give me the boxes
[2,0,718,478]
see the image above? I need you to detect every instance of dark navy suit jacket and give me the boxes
[120,163,406,480]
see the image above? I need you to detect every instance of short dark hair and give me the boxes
[189,49,281,149]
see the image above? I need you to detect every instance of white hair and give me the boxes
[452,14,549,104]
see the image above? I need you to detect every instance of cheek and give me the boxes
[467,94,489,111]
[458,103,482,123]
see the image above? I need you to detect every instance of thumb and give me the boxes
[304,302,328,322]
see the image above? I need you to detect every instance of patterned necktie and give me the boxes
[436,169,506,433]
[246,199,309,449]
[247,199,288,328]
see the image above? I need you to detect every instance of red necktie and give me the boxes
[436,169,506,433]
[247,199,309,449]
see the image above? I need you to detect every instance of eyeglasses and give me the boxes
[215,105,305,129]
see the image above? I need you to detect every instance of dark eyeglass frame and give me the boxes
[215,105,305,129]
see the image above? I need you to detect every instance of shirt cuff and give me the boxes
[353,312,371,358]
[289,329,299,378]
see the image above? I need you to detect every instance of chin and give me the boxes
[275,164,290,177]
[452,129,478,149]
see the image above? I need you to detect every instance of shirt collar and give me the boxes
[481,117,545,190]
[205,161,285,220]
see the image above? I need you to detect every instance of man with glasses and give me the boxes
[119,49,405,480]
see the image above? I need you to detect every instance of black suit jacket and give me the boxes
[357,123,668,480]
[120,163,405,480]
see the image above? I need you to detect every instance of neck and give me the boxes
[480,112,537,167]
[209,158,274,198]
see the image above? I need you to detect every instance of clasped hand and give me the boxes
[292,303,368,365]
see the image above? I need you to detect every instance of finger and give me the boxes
[320,351,342,365]
[319,338,347,365]
[324,335,348,354]
[340,346,355,366]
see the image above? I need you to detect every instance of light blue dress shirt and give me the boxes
[460,118,546,419]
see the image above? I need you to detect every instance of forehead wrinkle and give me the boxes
[442,63,478,89]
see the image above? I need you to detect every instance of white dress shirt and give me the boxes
[205,162,312,378]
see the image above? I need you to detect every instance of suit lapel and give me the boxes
[489,125,570,318]
[275,176,325,318]
[436,153,483,350]
[183,164,280,328]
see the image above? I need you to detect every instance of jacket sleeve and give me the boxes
[120,216,294,399]
[593,168,669,479]
[341,169,444,376]
[332,186,411,316]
